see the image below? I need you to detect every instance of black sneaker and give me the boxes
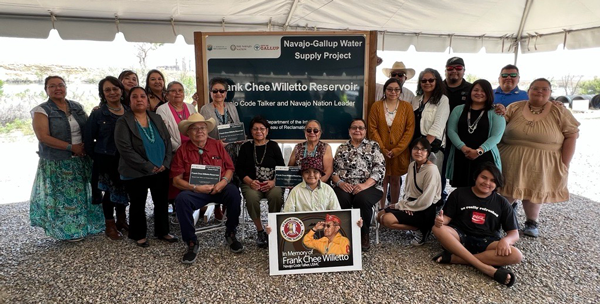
[225,232,244,253]
[410,230,430,246]
[256,230,268,249]
[182,242,199,264]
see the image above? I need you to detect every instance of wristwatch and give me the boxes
[477,148,484,156]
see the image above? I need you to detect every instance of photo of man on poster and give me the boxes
[303,214,350,255]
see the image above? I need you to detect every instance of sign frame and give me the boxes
[194,31,378,143]
[267,209,362,276]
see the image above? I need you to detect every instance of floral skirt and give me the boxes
[30,156,104,240]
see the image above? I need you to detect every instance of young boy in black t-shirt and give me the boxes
[432,163,522,287]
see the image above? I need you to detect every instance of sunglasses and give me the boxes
[324,224,338,228]
[420,78,435,84]
[211,89,226,94]
[500,73,519,78]
[385,88,401,92]
[446,66,464,71]
[390,72,406,77]
[305,128,320,134]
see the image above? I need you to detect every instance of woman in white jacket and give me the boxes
[411,68,450,174]
[156,81,198,152]
[376,138,442,246]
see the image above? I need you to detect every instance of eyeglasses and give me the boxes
[211,89,226,94]
[530,87,551,93]
[446,66,464,71]
[420,78,435,84]
[168,89,184,94]
[500,73,519,78]
[188,126,207,132]
[305,128,320,134]
[47,84,67,89]
[390,72,406,78]
[385,88,401,92]
[350,126,366,131]
[252,127,267,132]
[103,87,121,93]
[412,146,428,152]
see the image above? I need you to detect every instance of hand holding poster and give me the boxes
[274,166,303,187]
[189,164,221,185]
[268,209,362,275]
[217,123,246,143]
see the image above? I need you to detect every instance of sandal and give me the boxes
[432,250,452,264]
[493,267,516,287]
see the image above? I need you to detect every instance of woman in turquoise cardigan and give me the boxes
[446,79,506,187]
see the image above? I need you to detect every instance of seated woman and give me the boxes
[330,118,385,251]
[376,137,441,246]
[171,113,243,264]
[288,120,333,182]
[236,116,285,249]
[432,163,522,287]
[284,157,340,212]
[114,86,177,247]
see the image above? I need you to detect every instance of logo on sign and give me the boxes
[254,44,260,51]
[280,217,305,242]
[207,44,213,51]
[471,211,486,225]
[260,45,280,51]
[230,45,237,51]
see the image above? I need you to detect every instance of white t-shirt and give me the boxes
[32,105,83,144]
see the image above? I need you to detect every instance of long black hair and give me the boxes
[415,68,447,105]
[464,79,494,112]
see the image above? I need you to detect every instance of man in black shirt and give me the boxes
[432,163,522,287]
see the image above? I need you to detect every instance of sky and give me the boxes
[1,29,600,93]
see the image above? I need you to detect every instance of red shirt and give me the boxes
[170,138,234,182]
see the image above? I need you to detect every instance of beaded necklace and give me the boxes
[215,108,229,124]
[254,141,268,165]
[135,116,156,143]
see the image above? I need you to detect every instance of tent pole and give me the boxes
[513,0,533,66]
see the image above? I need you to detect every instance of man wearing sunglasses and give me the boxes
[443,57,472,112]
[494,64,529,107]
[376,61,416,102]
[303,214,351,255]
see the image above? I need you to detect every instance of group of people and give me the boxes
[368,57,579,286]
[30,56,579,287]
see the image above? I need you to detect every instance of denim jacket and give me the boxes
[37,99,88,161]
[84,104,130,157]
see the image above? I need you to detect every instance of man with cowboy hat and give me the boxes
[284,157,340,212]
[171,113,243,264]
[303,213,351,255]
[376,61,416,102]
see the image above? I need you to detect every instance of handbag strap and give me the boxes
[413,163,423,194]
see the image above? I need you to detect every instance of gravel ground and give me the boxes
[0,196,599,303]
[1,112,599,303]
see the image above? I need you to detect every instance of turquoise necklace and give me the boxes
[135,116,156,143]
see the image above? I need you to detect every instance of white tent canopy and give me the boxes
[1,0,600,54]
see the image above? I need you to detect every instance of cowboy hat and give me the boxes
[178,113,217,134]
[382,61,415,80]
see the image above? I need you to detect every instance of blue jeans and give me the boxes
[175,183,241,244]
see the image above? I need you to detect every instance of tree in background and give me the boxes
[558,74,583,95]
[578,77,600,95]
[136,43,163,74]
